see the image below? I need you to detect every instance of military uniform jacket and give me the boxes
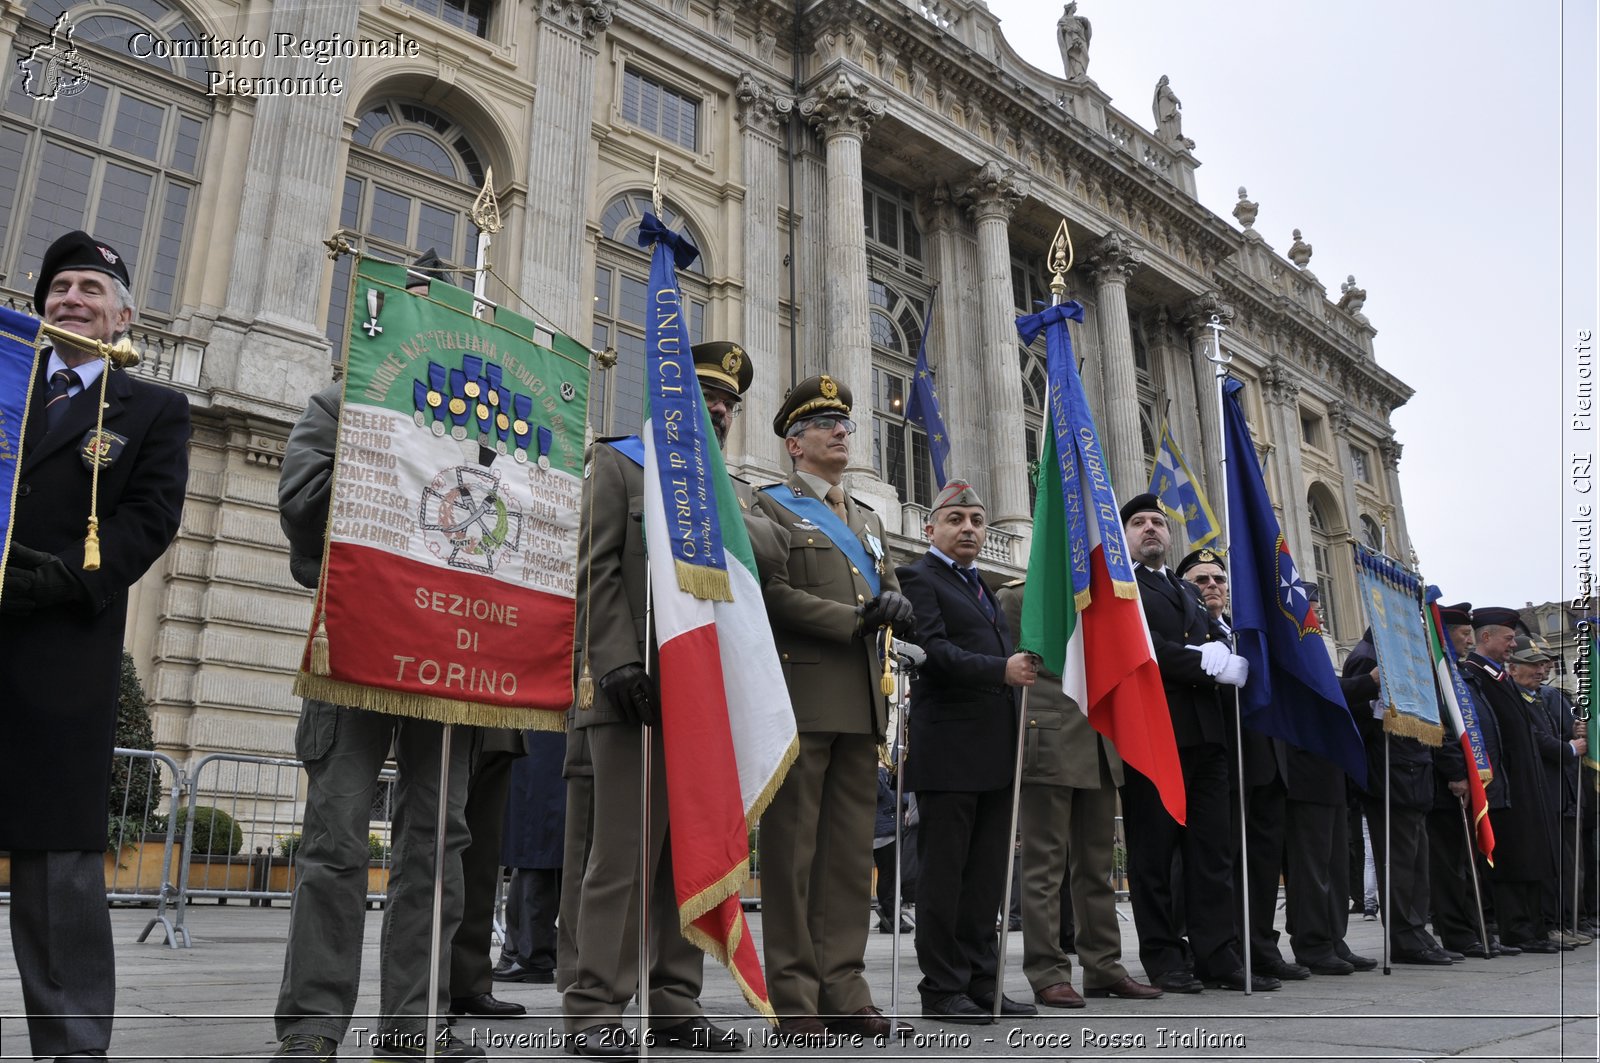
[995,581,1123,789]
[753,472,897,737]
[896,552,1017,793]
[1135,565,1229,748]
[575,439,786,729]
[1460,654,1555,881]
[0,360,190,851]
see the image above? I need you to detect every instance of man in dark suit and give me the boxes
[1116,494,1273,993]
[754,375,913,1041]
[1,230,191,1060]
[563,342,780,1058]
[897,481,1038,1024]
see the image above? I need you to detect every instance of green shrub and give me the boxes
[278,833,302,860]
[175,805,244,856]
[108,651,158,825]
[368,833,390,863]
[106,814,144,853]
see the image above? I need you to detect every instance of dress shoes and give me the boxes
[451,992,527,1017]
[1152,969,1204,994]
[774,1016,827,1042]
[1205,968,1280,992]
[493,959,555,983]
[569,1023,636,1059]
[970,992,1038,1018]
[649,1016,744,1052]
[1256,959,1311,981]
[1491,940,1521,957]
[1305,957,1355,975]
[1341,952,1378,971]
[920,993,993,1025]
[1513,938,1560,954]
[876,915,914,934]
[1083,975,1162,1000]
[1452,941,1492,959]
[1391,947,1454,965]
[1441,948,1465,962]
[826,1005,909,1039]
[1034,982,1086,1009]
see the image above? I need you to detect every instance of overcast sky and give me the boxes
[982,0,1596,612]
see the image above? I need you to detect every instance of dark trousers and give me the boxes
[8,849,115,1059]
[502,867,562,971]
[1121,743,1242,979]
[1232,774,1287,966]
[913,788,1011,1000]
[557,773,594,992]
[1491,876,1544,946]
[449,745,516,999]
[873,842,914,915]
[1346,793,1368,909]
[1362,799,1439,954]
[1283,799,1350,966]
[1426,804,1485,949]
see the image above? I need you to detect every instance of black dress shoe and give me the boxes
[1153,969,1204,994]
[649,1016,743,1052]
[1306,957,1355,975]
[494,959,555,983]
[1340,951,1378,971]
[570,1023,636,1059]
[921,993,993,1025]
[1257,959,1311,980]
[1452,941,1491,959]
[1511,938,1561,954]
[1491,940,1522,957]
[1391,948,1454,965]
[451,992,527,1017]
[1205,968,1280,991]
[970,992,1038,1017]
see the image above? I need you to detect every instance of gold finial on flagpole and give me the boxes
[1047,219,1074,303]
[470,167,503,236]
[37,321,140,368]
[651,152,664,216]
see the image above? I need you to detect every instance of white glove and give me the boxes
[1188,642,1230,677]
[1216,654,1250,687]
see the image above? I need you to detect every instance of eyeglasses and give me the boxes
[701,389,741,415]
[803,416,856,435]
[1189,574,1227,585]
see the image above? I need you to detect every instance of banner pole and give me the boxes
[993,684,1029,1023]
[1382,736,1392,974]
[639,581,654,1057]
[425,724,454,1062]
[1459,794,1493,956]
[890,649,911,1030]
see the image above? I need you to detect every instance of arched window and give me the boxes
[589,191,709,435]
[866,277,934,507]
[2,1,212,320]
[1360,514,1384,552]
[326,101,486,349]
[1307,489,1344,639]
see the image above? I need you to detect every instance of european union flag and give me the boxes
[1148,421,1218,548]
[903,291,949,490]
[1223,377,1366,787]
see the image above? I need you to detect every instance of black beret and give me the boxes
[1175,547,1225,578]
[692,341,753,397]
[1119,492,1163,526]
[35,230,131,313]
[773,373,852,436]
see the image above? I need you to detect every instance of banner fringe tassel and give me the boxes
[293,672,568,732]
[1382,707,1445,748]
[309,619,331,676]
[675,560,732,602]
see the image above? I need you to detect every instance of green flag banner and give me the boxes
[295,258,589,728]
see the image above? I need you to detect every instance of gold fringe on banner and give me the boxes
[293,672,569,732]
[675,559,732,602]
[1382,705,1445,747]
[309,618,331,676]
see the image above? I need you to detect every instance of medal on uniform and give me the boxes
[865,532,885,574]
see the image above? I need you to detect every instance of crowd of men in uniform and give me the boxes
[2,224,1591,1063]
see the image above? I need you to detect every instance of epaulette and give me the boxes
[1001,577,1025,588]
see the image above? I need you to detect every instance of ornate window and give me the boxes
[398,0,493,38]
[864,180,922,276]
[1359,514,1384,552]
[1307,489,1344,640]
[326,101,486,349]
[1,1,211,321]
[589,192,708,436]
[867,277,935,508]
[620,68,699,152]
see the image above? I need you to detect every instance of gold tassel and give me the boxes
[577,660,595,710]
[310,618,331,675]
[82,517,101,571]
[880,623,895,696]
[674,559,733,602]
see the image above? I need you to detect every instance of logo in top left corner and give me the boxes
[18,13,90,103]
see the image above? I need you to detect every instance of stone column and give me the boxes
[211,0,360,407]
[735,73,792,478]
[918,180,984,506]
[1262,360,1311,554]
[1178,292,1232,503]
[1379,438,1412,559]
[1327,400,1364,544]
[799,70,885,481]
[1085,232,1147,502]
[520,1,615,329]
[963,162,1030,530]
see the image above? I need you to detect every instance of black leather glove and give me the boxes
[858,590,915,633]
[599,663,659,727]
[2,545,85,617]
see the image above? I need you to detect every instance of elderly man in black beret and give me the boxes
[1,231,191,1060]
[1116,495,1271,994]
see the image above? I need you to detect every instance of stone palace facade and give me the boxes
[1,0,1413,791]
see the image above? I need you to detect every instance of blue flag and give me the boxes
[1148,421,1218,548]
[903,289,949,490]
[1223,376,1366,787]
[0,306,45,576]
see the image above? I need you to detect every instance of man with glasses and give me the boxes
[754,376,914,1041]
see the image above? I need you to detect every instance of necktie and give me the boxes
[825,485,848,522]
[45,368,80,432]
[959,565,996,621]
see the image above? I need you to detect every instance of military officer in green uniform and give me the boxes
[562,342,784,1059]
[753,375,914,1040]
